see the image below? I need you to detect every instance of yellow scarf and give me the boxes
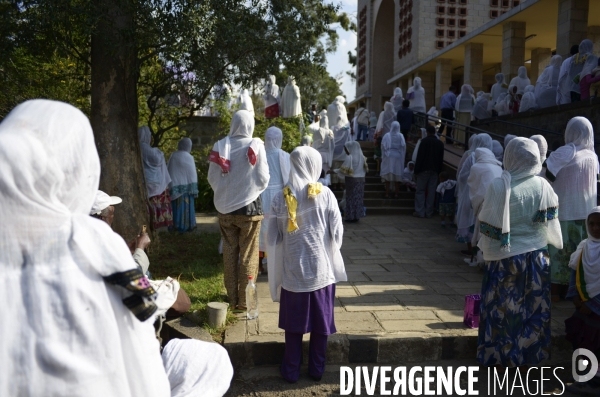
[283,183,322,233]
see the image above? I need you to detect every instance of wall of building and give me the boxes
[370,0,396,112]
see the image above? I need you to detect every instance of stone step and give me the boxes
[365,206,415,215]
[363,199,413,207]
[333,191,414,200]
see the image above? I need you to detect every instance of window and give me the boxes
[490,0,499,5]
[459,30,467,38]
[447,18,456,27]
[437,6,445,14]
[490,10,499,18]
[459,19,467,28]
[436,41,445,49]
[448,7,456,15]
[437,17,445,25]
[502,0,510,7]
[447,30,456,38]
[459,0,468,4]
[436,29,445,38]
[459,8,467,16]
[513,0,520,5]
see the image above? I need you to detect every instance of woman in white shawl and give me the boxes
[375,101,396,137]
[477,137,562,369]
[259,127,290,257]
[280,76,302,118]
[494,92,510,116]
[264,75,280,118]
[563,207,600,395]
[238,88,254,114]
[519,85,537,112]
[508,66,531,95]
[0,100,170,396]
[557,45,580,105]
[567,39,595,102]
[336,141,368,222]
[454,84,475,147]
[327,96,348,129]
[546,117,599,297]
[311,114,334,174]
[529,134,548,176]
[472,91,491,120]
[208,110,269,309]
[381,121,406,198]
[490,73,508,109]
[467,148,503,254]
[535,55,562,109]
[391,87,404,112]
[331,115,352,190]
[579,42,600,100]
[406,77,426,113]
[455,133,493,253]
[139,125,173,229]
[168,137,199,232]
[266,146,346,383]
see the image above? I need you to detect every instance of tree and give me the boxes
[2,0,350,238]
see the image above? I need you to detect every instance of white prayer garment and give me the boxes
[139,125,172,198]
[0,99,170,397]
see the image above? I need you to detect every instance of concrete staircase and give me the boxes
[330,141,415,215]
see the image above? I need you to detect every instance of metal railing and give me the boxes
[477,118,560,136]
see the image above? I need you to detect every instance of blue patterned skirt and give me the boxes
[477,248,551,367]
[171,193,197,232]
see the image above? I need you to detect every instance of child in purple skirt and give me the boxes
[266,146,347,383]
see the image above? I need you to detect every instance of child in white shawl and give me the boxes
[402,161,416,191]
[564,207,600,395]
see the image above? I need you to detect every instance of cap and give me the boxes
[90,190,123,215]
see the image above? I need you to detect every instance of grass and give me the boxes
[147,231,236,340]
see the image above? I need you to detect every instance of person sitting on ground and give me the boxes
[396,99,414,141]
[413,125,445,218]
[0,99,170,396]
[436,171,456,228]
[266,146,347,384]
[402,161,416,191]
[564,206,600,395]
[91,190,191,319]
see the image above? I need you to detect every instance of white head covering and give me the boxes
[494,92,510,115]
[328,96,348,128]
[208,110,269,213]
[546,116,595,176]
[392,87,404,112]
[490,73,508,105]
[162,339,234,397]
[90,190,123,215]
[338,140,367,179]
[289,146,323,193]
[519,85,537,112]
[529,135,548,163]
[456,84,475,112]
[0,100,170,396]
[264,75,280,107]
[535,55,562,108]
[167,137,198,200]
[407,77,426,112]
[579,39,598,79]
[469,148,502,212]
[568,207,600,299]
[472,92,491,119]
[376,102,396,133]
[479,137,557,250]
[508,66,531,95]
[139,126,172,197]
[238,89,254,113]
[492,140,504,162]
[504,134,517,148]
[281,76,302,118]
[319,114,330,130]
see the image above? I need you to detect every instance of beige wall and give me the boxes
[370,0,395,112]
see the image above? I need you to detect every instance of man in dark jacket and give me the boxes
[396,100,413,141]
[413,125,445,218]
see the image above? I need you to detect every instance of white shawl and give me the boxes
[568,207,600,299]
[380,121,406,178]
[167,138,198,200]
[0,100,170,397]
[264,127,290,186]
[208,110,270,214]
[546,116,595,176]
[391,87,404,112]
[376,102,396,134]
[337,141,368,179]
[139,126,172,197]
[280,77,302,118]
[162,339,234,397]
[508,66,531,95]
[263,75,280,108]
[327,96,348,128]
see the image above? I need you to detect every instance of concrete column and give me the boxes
[556,0,589,58]
[464,43,484,93]
[530,48,552,83]
[415,71,435,111]
[502,21,526,82]
[435,59,452,108]
[588,26,600,54]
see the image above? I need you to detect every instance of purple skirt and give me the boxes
[279,284,337,335]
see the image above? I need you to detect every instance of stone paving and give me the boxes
[222,214,572,351]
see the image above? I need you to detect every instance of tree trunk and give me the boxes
[91,0,148,241]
